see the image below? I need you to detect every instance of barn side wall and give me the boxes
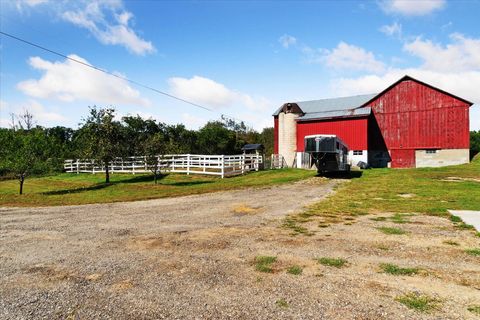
[296,117,368,152]
[367,79,471,168]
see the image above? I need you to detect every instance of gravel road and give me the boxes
[1,178,478,319]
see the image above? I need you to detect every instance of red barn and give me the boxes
[273,75,473,168]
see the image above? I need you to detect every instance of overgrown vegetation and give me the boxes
[317,257,347,268]
[395,292,441,312]
[380,263,419,276]
[254,255,277,273]
[0,169,314,206]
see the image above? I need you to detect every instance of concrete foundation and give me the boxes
[415,149,469,168]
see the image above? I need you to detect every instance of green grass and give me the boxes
[468,305,480,315]
[380,263,419,276]
[0,169,314,207]
[396,292,440,312]
[282,217,314,236]
[450,215,463,223]
[465,248,480,257]
[286,265,303,275]
[317,257,347,268]
[377,227,408,235]
[254,255,277,273]
[299,158,480,220]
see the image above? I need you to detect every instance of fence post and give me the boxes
[132,158,135,175]
[172,155,175,172]
[203,156,206,173]
[76,159,79,174]
[221,155,225,178]
[241,154,245,175]
[187,154,190,175]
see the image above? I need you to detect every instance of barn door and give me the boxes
[390,149,415,168]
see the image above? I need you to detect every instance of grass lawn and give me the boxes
[0,169,315,207]
[285,157,480,233]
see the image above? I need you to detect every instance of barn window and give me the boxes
[425,149,437,154]
[353,150,363,155]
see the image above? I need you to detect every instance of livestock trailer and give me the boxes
[304,134,350,174]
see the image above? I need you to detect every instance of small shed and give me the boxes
[242,144,265,170]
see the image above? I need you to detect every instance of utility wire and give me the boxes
[0,30,252,126]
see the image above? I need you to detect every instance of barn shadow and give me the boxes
[317,170,363,180]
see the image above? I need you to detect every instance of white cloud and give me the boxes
[17,54,150,107]
[380,0,446,16]
[168,75,271,111]
[379,22,402,38]
[304,42,385,73]
[61,0,155,55]
[404,33,480,72]
[181,113,208,130]
[278,34,297,48]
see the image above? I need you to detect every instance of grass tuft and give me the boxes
[442,240,459,246]
[317,257,347,268]
[275,299,289,308]
[450,215,463,223]
[286,265,303,275]
[254,255,277,273]
[396,292,441,312]
[282,217,314,236]
[370,216,387,221]
[465,248,480,257]
[380,263,419,276]
[468,305,480,315]
[376,226,407,235]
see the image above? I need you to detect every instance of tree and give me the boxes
[1,129,48,194]
[143,132,167,184]
[77,107,124,183]
[471,131,480,159]
[197,121,237,155]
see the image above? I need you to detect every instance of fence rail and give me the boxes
[64,154,263,178]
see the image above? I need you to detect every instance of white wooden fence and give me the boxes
[64,154,263,178]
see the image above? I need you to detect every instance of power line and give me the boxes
[0,30,252,127]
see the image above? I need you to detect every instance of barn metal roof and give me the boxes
[297,107,371,121]
[272,93,377,117]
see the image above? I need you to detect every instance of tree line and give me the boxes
[0,107,274,193]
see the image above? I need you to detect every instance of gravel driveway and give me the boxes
[1,178,478,319]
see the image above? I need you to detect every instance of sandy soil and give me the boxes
[0,178,479,319]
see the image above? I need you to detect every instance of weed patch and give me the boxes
[396,292,441,312]
[380,263,419,276]
[442,240,459,246]
[377,227,407,235]
[468,305,480,316]
[254,256,277,273]
[282,217,313,236]
[465,248,480,257]
[287,265,302,275]
[317,257,347,268]
[275,299,289,308]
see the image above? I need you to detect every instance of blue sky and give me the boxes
[1,0,479,130]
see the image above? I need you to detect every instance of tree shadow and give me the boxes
[43,183,112,195]
[42,173,214,195]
